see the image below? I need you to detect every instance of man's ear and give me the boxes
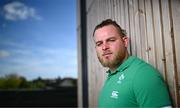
[122,36,129,47]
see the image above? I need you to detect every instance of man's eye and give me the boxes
[109,39,116,42]
[96,42,102,47]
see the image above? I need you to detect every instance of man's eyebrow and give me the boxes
[95,40,102,44]
[106,36,117,40]
[95,36,116,42]
[108,37,116,39]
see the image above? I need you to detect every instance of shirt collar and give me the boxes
[107,56,136,76]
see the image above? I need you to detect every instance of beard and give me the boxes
[97,49,126,69]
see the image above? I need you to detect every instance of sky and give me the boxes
[0,0,77,80]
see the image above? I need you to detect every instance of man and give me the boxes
[93,19,172,107]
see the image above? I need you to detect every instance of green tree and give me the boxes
[19,76,30,89]
[4,73,21,89]
[0,78,5,88]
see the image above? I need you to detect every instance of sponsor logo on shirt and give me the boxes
[111,91,119,99]
[117,73,125,84]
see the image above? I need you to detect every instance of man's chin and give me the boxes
[98,57,113,66]
[101,61,112,67]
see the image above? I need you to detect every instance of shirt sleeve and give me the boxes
[132,64,172,107]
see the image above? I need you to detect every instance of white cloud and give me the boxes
[0,40,25,49]
[16,47,77,67]
[0,42,77,79]
[0,50,10,58]
[3,1,42,21]
[1,49,77,80]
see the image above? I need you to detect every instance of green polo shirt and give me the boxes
[98,56,172,107]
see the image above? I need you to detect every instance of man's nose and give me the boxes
[102,43,109,50]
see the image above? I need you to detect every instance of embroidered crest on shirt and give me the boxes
[111,91,119,99]
[117,73,125,84]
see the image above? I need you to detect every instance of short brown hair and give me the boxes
[93,19,127,37]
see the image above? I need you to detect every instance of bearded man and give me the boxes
[93,19,172,107]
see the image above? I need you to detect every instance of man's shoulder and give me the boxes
[129,56,157,71]
[127,56,162,82]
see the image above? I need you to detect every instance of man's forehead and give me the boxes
[95,26,119,36]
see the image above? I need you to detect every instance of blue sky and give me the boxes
[0,0,77,80]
